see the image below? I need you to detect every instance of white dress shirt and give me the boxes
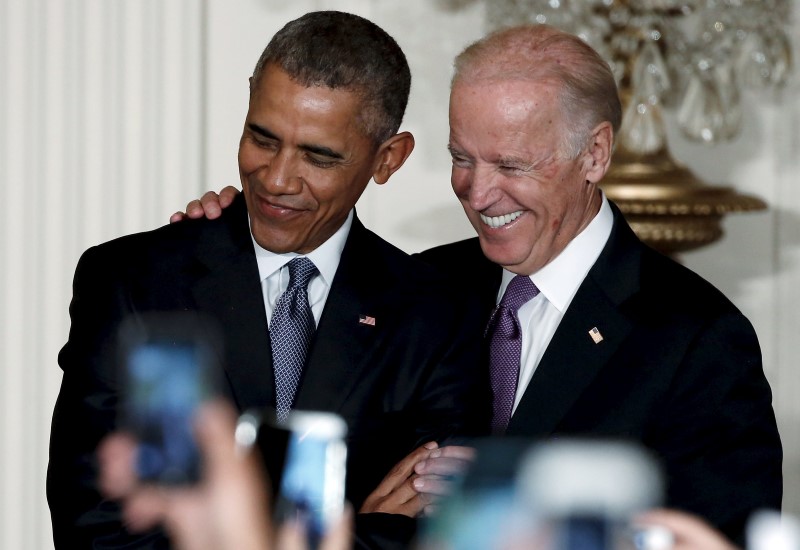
[251,210,353,326]
[498,196,614,413]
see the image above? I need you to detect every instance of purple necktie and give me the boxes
[487,275,540,434]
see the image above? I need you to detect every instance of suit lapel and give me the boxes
[472,244,505,323]
[506,204,643,437]
[293,217,385,412]
[506,276,633,436]
[190,196,275,411]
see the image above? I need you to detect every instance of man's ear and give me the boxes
[585,121,614,184]
[372,132,415,185]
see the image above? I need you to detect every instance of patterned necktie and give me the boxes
[486,275,540,434]
[269,257,318,422]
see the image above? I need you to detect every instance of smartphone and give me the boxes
[252,410,347,546]
[118,312,224,485]
[517,439,664,550]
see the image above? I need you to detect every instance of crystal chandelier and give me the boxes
[484,0,792,254]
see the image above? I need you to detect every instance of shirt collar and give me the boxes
[499,193,613,312]
[250,209,353,286]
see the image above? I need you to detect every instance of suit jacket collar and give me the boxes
[466,239,505,322]
[189,194,275,411]
[504,202,643,436]
[293,216,390,412]
[188,194,385,414]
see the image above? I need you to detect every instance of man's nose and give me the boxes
[261,150,303,194]
[467,165,499,211]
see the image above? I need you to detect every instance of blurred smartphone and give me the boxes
[253,410,347,546]
[118,312,223,485]
[517,439,664,550]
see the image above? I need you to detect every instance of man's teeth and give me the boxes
[480,211,522,228]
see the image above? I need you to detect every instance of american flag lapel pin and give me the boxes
[588,326,604,344]
[359,314,376,327]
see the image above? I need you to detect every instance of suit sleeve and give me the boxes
[350,290,491,550]
[647,311,782,547]
[344,284,492,508]
[415,299,491,447]
[47,246,169,549]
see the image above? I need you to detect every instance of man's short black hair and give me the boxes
[253,11,411,144]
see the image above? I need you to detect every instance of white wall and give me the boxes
[2,1,797,547]
[0,1,205,548]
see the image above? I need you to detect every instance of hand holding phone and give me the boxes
[246,409,348,548]
[118,312,223,485]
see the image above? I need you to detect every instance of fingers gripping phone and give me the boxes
[247,410,347,546]
[118,312,224,485]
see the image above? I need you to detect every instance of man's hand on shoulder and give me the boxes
[169,186,240,223]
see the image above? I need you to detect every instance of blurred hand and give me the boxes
[412,445,476,516]
[98,400,351,550]
[636,509,740,550]
[169,186,240,223]
[98,401,272,550]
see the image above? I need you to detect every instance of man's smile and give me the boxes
[479,210,523,228]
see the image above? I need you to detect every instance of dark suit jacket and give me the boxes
[419,203,782,546]
[48,194,490,548]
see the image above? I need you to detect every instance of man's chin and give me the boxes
[250,224,301,254]
[478,240,520,269]
[477,239,542,275]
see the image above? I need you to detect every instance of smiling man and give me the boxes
[47,11,488,549]
[394,25,782,546]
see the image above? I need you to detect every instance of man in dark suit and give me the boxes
[348,24,782,546]
[47,11,488,548]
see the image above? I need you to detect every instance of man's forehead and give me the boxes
[451,78,559,113]
[452,75,559,96]
[252,63,359,98]
[450,79,561,127]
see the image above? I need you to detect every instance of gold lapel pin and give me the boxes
[588,326,604,344]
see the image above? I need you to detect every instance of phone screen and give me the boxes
[120,313,223,485]
[258,411,347,545]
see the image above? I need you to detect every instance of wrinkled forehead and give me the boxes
[449,77,562,121]
[447,78,572,162]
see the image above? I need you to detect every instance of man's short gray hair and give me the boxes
[453,25,622,159]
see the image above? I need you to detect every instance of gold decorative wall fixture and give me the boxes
[485,0,791,255]
[601,149,765,255]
